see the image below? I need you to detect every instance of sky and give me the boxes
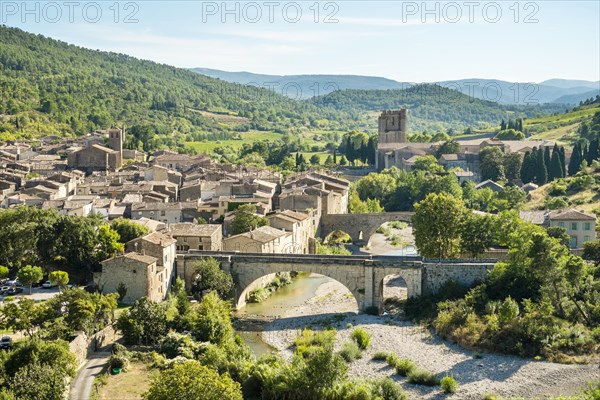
[2,0,599,83]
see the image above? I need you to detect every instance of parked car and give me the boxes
[6,287,23,295]
[5,280,19,287]
[0,337,12,350]
[42,281,55,289]
[0,286,10,295]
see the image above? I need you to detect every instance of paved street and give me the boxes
[0,286,62,304]
[70,352,111,400]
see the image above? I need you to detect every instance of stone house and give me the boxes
[223,225,295,254]
[169,223,223,252]
[126,231,177,294]
[97,252,165,304]
[267,210,314,254]
[132,202,183,224]
[475,180,504,193]
[519,208,597,248]
[548,209,597,249]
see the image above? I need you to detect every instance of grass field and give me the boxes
[98,362,152,400]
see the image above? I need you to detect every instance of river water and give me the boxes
[234,273,332,356]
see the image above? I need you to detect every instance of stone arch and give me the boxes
[372,266,422,313]
[319,212,414,246]
[230,262,366,311]
[365,220,413,249]
[235,271,360,311]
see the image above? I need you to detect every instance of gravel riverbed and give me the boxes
[260,280,599,400]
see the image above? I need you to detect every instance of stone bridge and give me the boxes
[319,212,414,245]
[177,252,495,312]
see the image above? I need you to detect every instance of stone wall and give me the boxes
[69,325,120,366]
[422,261,495,294]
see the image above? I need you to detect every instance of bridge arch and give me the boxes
[319,212,414,245]
[231,261,367,311]
[236,271,360,311]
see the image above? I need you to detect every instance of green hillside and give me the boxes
[0,26,358,147]
[311,85,566,133]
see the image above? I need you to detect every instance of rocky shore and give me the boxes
[261,279,599,400]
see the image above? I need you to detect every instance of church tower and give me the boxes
[107,127,124,165]
[377,109,408,144]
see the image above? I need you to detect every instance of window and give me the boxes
[571,222,578,231]
[558,222,564,228]
[161,210,166,216]
[183,237,187,242]
[584,235,590,242]
[584,222,592,230]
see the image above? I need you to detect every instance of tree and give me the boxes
[366,135,377,165]
[0,298,46,337]
[116,297,168,345]
[435,140,460,158]
[413,193,466,259]
[0,265,9,279]
[461,213,496,257]
[110,219,150,243]
[549,144,564,181]
[479,146,505,181]
[230,204,269,235]
[582,240,600,267]
[559,146,567,177]
[191,257,233,299]
[496,129,525,140]
[96,224,124,261]
[411,156,444,174]
[9,363,67,400]
[309,154,320,165]
[520,151,536,184]
[17,265,43,295]
[192,291,233,346]
[568,143,582,176]
[339,156,348,166]
[534,147,548,185]
[144,360,242,400]
[48,271,69,292]
[503,153,522,181]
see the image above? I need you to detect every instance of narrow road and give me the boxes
[70,352,110,400]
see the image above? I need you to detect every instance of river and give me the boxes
[234,273,333,356]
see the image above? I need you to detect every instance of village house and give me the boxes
[125,231,177,294]
[267,209,314,254]
[519,208,597,248]
[169,223,223,252]
[97,252,165,304]
[223,225,296,254]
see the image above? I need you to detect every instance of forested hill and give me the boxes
[0,26,357,143]
[311,85,566,132]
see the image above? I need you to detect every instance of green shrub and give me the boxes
[394,358,417,377]
[247,288,270,303]
[375,378,408,400]
[372,351,389,361]
[339,341,363,362]
[293,328,336,357]
[407,369,438,386]
[440,375,458,394]
[109,354,129,371]
[350,328,371,350]
[482,394,497,400]
[386,353,401,369]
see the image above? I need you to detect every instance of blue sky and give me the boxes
[3,1,599,83]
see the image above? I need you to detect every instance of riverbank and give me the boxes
[260,278,599,400]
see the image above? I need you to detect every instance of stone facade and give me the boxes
[97,252,164,304]
[67,144,122,172]
[126,232,177,295]
[223,225,295,254]
[169,223,223,251]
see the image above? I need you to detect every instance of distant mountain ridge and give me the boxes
[192,68,599,105]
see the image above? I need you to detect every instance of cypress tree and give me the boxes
[520,151,535,183]
[346,135,355,163]
[535,147,548,185]
[333,149,337,164]
[568,143,582,176]
[588,138,599,163]
[501,120,507,130]
[549,145,563,181]
[559,146,566,177]
[582,143,589,164]
[543,146,551,176]
[367,136,377,165]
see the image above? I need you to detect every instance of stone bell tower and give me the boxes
[378,109,408,145]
